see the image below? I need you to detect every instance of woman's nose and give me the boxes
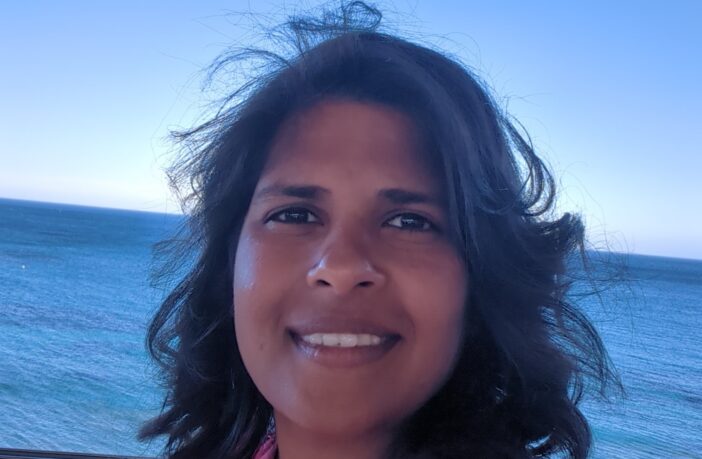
[306,230,386,296]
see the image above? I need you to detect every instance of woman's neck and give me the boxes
[273,413,396,459]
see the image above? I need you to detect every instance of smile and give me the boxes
[300,333,384,347]
[289,331,401,368]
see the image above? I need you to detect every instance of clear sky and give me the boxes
[1,1,700,259]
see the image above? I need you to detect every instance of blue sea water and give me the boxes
[0,198,700,458]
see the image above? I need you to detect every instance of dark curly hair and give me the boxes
[140,2,619,458]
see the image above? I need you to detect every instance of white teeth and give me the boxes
[305,333,324,345]
[301,333,384,347]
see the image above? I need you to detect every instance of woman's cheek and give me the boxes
[234,224,295,292]
[402,246,467,346]
[233,227,301,331]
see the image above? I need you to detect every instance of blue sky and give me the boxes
[1,1,700,259]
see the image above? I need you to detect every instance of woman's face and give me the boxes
[233,100,467,439]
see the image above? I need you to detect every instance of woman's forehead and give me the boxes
[260,100,442,193]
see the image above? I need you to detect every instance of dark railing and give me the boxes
[0,449,153,459]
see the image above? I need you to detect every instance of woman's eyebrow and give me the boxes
[378,188,441,206]
[253,182,441,207]
[253,183,330,201]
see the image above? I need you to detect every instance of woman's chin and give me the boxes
[274,408,397,441]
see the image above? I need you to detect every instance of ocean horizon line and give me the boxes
[0,196,183,217]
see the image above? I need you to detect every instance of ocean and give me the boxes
[0,198,700,458]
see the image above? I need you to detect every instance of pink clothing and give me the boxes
[252,435,277,459]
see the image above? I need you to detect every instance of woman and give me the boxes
[140,3,618,458]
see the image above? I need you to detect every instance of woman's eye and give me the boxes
[266,207,319,225]
[385,213,436,232]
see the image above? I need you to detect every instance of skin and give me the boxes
[233,100,468,459]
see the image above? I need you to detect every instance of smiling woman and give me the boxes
[139,2,618,458]
[233,101,467,458]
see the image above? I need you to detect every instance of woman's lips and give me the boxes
[288,330,401,368]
